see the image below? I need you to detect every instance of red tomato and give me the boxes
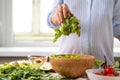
[104,67,115,75]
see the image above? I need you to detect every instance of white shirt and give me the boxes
[47,0,120,65]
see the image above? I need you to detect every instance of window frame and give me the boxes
[14,32,59,47]
[12,0,58,47]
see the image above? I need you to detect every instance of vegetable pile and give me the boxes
[0,61,69,80]
[53,13,81,42]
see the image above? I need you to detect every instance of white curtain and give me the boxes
[0,0,14,47]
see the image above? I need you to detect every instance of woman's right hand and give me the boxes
[51,4,72,26]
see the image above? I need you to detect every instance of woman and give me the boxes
[47,0,120,65]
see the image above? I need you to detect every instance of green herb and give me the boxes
[53,13,81,42]
[0,61,69,80]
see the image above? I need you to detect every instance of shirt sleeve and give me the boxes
[113,0,120,37]
[47,0,63,29]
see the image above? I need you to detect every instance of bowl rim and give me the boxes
[50,54,95,60]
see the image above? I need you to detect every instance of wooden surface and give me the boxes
[0,56,27,64]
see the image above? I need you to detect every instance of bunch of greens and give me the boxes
[51,54,81,60]
[0,61,69,80]
[53,13,81,42]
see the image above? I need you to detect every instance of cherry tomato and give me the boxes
[104,67,115,75]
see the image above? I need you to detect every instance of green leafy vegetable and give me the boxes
[0,61,69,80]
[51,54,81,59]
[94,59,104,67]
[53,13,81,42]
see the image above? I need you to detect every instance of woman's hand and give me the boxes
[51,4,73,26]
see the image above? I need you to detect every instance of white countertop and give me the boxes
[0,47,58,56]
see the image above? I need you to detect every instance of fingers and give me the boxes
[57,4,64,23]
[51,4,72,26]
[62,4,69,18]
[57,4,71,23]
[55,10,61,24]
